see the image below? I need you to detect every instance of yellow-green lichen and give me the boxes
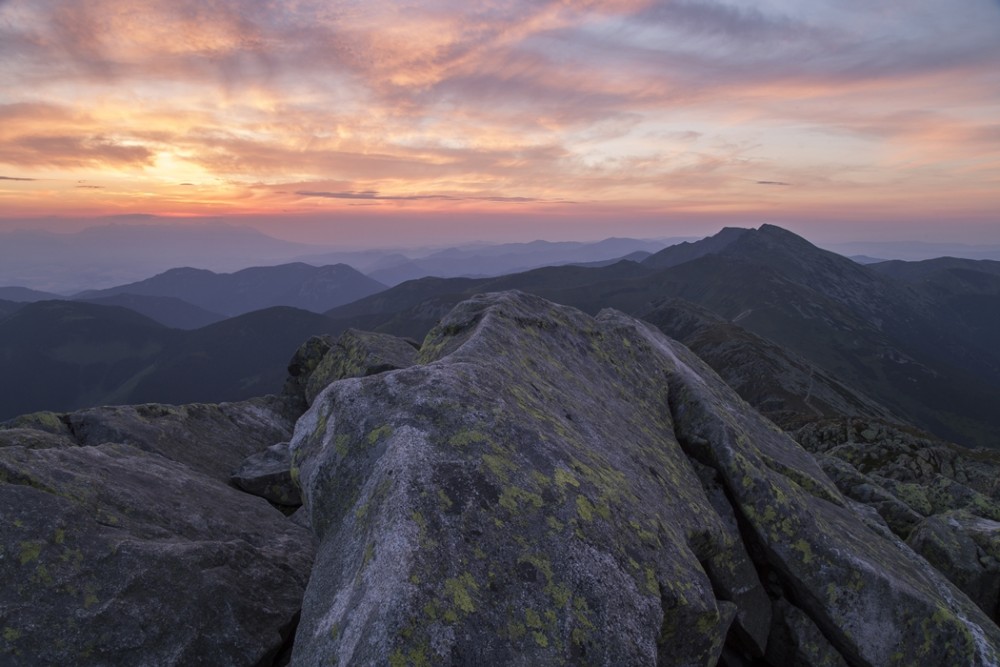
[366,425,394,446]
[436,489,454,511]
[18,541,42,565]
[482,452,518,483]
[645,567,658,596]
[448,431,488,448]
[444,573,478,614]
[499,486,543,513]
[554,468,580,491]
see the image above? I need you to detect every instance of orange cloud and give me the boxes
[0,0,998,241]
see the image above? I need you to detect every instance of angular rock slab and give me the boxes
[304,329,418,407]
[292,293,737,666]
[60,397,295,481]
[232,441,301,507]
[290,292,1000,666]
[0,442,315,666]
[908,511,1000,621]
[632,313,1000,666]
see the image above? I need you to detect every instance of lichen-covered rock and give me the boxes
[293,294,735,666]
[798,416,1000,625]
[764,599,849,667]
[231,442,301,507]
[303,329,417,406]
[795,418,1000,502]
[289,291,1000,666]
[58,397,295,481]
[815,454,926,538]
[0,441,315,666]
[0,428,76,450]
[282,335,335,412]
[908,511,1000,621]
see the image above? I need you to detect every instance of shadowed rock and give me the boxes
[0,442,314,665]
[304,329,418,406]
[907,511,1000,620]
[290,291,1000,666]
[231,441,301,507]
[797,417,1000,624]
[0,397,295,482]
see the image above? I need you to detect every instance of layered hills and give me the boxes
[324,225,1000,448]
[0,301,338,419]
[4,292,1000,665]
[76,262,387,317]
[1,224,997,449]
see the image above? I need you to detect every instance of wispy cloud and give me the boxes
[295,189,562,204]
[0,0,998,239]
[0,175,36,181]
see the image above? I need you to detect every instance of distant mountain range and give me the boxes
[2,224,999,449]
[295,236,678,285]
[322,225,1000,448]
[75,262,387,317]
[824,239,1000,261]
[0,221,328,292]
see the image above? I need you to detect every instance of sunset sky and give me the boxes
[1,0,999,245]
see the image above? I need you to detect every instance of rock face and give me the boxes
[290,291,1000,666]
[798,418,1000,624]
[302,329,417,407]
[0,398,314,666]
[0,397,296,482]
[283,330,418,411]
[231,441,302,507]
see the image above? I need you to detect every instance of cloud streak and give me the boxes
[294,190,564,204]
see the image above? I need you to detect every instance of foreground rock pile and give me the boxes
[0,399,314,665]
[3,291,1000,666]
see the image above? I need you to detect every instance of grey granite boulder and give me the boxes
[0,441,315,666]
[0,397,295,482]
[908,511,1000,621]
[289,291,1000,666]
[304,328,418,406]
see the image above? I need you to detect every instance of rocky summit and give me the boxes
[3,290,1000,666]
[290,291,1000,666]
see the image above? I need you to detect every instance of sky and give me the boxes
[1,0,999,246]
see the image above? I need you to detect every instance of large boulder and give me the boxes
[0,397,295,482]
[0,441,315,666]
[304,329,418,406]
[290,291,1000,666]
[907,511,1000,621]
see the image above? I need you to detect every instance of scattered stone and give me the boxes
[232,442,301,507]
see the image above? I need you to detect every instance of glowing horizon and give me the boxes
[2,0,999,244]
